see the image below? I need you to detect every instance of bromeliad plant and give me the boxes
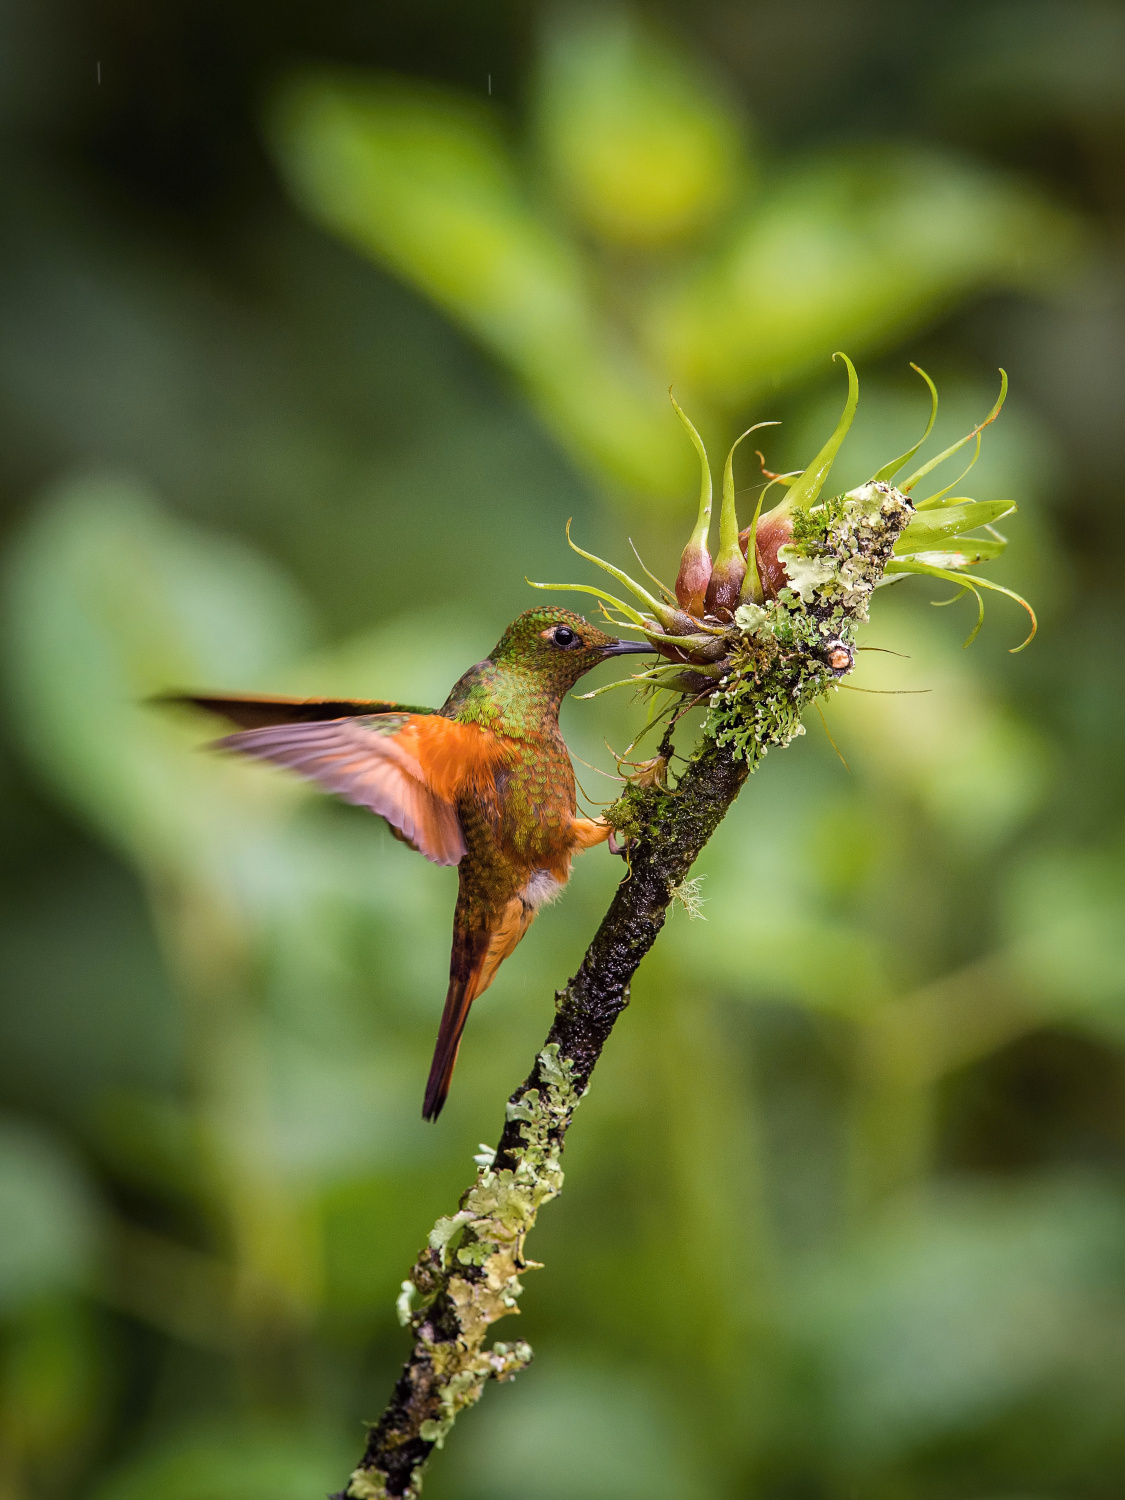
[535,354,1035,770]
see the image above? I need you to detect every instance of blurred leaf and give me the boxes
[440,1362,709,1500]
[829,604,1053,848]
[264,1034,420,1184]
[0,855,184,1117]
[786,1178,1125,1460]
[647,145,1083,404]
[91,1424,352,1500]
[936,1,1125,123]
[0,1121,101,1312]
[1002,844,1125,1033]
[534,9,748,248]
[667,786,895,1016]
[266,72,693,497]
[2,475,311,883]
[95,1094,207,1202]
[0,1300,101,1460]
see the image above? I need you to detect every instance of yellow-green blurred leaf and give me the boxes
[2,475,310,882]
[266,72,693,497]
[647,145,1083,404]
[1003,846,1125,1032]
[91,1424,352,1500]
[0,1301,101,1459]
[534,9,748,249]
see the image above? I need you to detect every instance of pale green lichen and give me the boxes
[704,482,911,767]
[395,1279,416,1327]
[732,602,768,633]
[669,875,707,919]
[775,546,838,601]
[347,1466,394,1500]
[351,1046,584,1496]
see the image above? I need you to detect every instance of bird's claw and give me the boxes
[607,828,633,859]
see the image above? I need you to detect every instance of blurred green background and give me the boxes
[0,2,1123,1497]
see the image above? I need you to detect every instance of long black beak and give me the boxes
[601,637,656,657]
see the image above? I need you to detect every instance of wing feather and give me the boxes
[163,694,435,729]
[217,715,467,866]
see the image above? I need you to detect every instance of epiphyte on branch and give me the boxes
[535,354,1037,723]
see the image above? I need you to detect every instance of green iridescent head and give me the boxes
[489,607,650,692]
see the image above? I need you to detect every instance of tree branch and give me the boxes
[341,480,912,1500]
[342,734,747,1500]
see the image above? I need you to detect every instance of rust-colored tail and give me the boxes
[423,897,535,1121]
[422,969,478,1122]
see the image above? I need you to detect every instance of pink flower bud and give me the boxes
[703,552,746,619]
[669,393,714,618]
[741,510,793,601]
[675,541,712,616]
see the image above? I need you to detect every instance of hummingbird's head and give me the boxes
[489,608,651,693]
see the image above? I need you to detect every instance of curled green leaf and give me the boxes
[574,665,687,699]
[871,363,938,483]
[719,422,778,559]
[739,486,768,605]
[884,555,1037,651]
[784,351,859,513]
[902,369,1008,495]
[900,538,1007,569]
[670,391,713,553]
[526,578,648,628]
[565,519,679,627]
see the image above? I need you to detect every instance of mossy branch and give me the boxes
[340,483,913,1500]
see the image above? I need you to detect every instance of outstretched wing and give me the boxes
[164,693,436,730]
[214,713,508,869]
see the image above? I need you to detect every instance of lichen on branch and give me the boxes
[345,1045,583,1500]
[704,480,911,765]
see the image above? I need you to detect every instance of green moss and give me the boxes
[604,778,674,844]
[792,489,850,544]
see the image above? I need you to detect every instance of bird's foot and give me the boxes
[607,828,633,859]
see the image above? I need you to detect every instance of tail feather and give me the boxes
[422,971,478,1122]
[423,896,536,1121]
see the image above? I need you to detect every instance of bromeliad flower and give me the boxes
[532,354,1036,764]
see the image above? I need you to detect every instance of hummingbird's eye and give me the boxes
[551,625,579,648]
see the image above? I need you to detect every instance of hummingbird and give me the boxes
[175,608,652,1120]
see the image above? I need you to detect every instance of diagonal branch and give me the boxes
[341,480,913,1500]
[341,734,747,1500]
